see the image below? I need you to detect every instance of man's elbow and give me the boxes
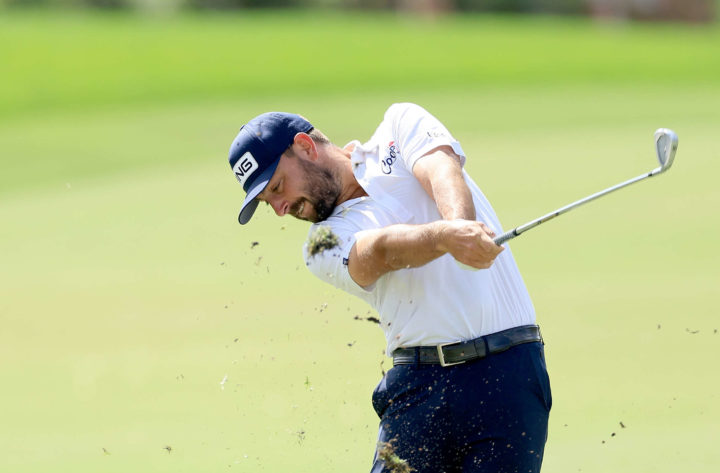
[347,241,393,288]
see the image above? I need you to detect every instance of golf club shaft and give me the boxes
[494,166,664,245]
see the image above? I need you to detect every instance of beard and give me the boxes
[291,159,342,223]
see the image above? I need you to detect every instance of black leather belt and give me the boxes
[392,325,542,367]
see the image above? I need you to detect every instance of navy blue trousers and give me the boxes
[370,341,551,473]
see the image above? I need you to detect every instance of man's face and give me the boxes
[258,153,341,223]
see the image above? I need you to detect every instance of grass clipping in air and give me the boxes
[377,441,414,473]
[307,225,340,258]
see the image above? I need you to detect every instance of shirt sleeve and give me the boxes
[385,103,467,171]
[302,221,374,300]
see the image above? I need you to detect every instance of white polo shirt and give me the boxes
[303,103,535,354]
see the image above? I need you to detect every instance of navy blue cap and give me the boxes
[228,112,313,225]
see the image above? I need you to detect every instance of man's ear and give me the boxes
[292,132,318,161]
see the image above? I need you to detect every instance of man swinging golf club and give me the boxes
[228,103,551,473]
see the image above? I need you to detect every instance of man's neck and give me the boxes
[333,146,368,205]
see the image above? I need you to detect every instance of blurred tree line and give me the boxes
[0,0,715,22]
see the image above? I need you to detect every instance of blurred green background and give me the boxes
[1,2,719,473]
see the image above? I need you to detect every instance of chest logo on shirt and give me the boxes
[381,141,398,175]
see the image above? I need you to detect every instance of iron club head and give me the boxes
[493,127,680,246]
[654,128,678,173]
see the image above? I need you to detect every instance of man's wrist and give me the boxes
[430,220,450,254]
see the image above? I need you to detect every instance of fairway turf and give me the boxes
[2,9,720,121]
[1,10,719,473]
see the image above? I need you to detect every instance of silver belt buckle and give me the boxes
[436,341,465,367]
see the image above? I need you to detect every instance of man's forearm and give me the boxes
[412,147,476,221]
[348,220,501,288]
[349,222,446,288]
[430,165,476,221]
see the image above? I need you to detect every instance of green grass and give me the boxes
[1,10,719,120]
[1,10,719,473]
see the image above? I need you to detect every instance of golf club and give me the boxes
[493,128,678,246]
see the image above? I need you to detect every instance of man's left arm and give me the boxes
[412,145,477,221]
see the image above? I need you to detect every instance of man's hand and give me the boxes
[436,219,503,269]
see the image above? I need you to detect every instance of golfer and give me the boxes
[227,103,551,473]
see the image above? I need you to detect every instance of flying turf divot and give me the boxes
[377,441,414,473]
[307,225,340,257]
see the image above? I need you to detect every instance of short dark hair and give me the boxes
[284,128,331,157]
[308,128,331,146]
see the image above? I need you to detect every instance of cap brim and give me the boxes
[237,158,281,225]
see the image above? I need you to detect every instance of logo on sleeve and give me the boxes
[381,141,398,175]
[233,151,259,187]
[427,129,447,139]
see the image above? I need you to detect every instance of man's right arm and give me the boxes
[349,219,501,288]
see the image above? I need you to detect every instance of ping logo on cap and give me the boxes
[233,151,259,187]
